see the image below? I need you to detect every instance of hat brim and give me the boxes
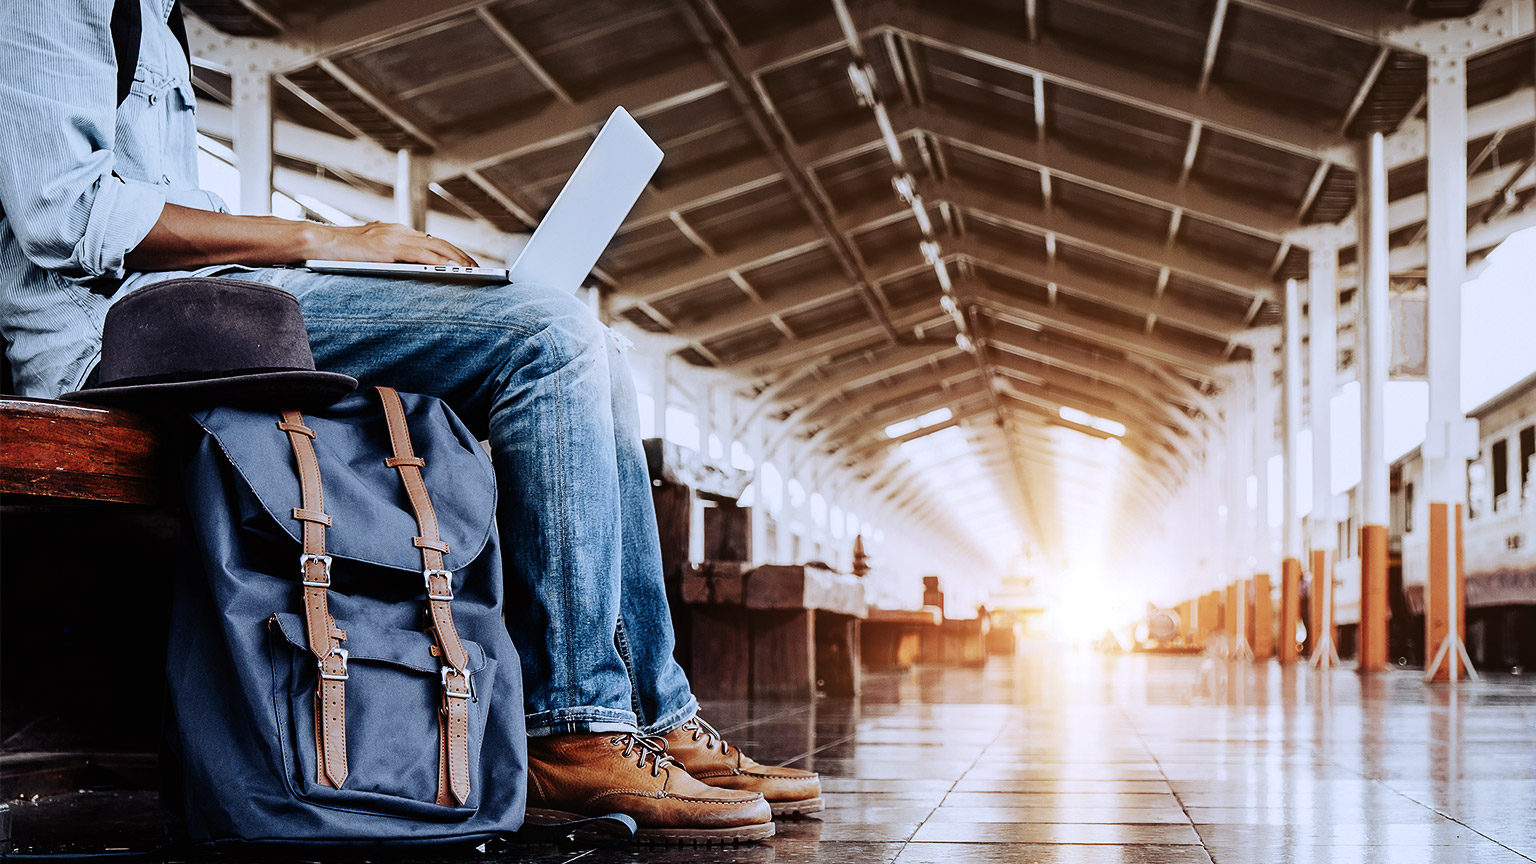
[61,370,359,412]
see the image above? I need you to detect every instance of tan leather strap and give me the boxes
[279,411,349,790]
[373,387,472,806]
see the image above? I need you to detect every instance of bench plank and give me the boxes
[0,398,167,506]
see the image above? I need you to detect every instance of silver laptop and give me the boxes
[306,107,662,292]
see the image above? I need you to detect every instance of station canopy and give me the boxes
[183,0,1536,572]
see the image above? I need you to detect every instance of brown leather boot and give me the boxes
[661,716,823,816]
[524,731,774,845]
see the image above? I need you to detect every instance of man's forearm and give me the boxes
[123,204,478,272]
[123,204,320,271]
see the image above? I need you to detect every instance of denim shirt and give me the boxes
[0,0,227,398]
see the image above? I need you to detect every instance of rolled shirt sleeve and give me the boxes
[0,1,167,281]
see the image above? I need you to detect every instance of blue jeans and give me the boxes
[223,268,697,737]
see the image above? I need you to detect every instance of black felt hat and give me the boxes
[62,277,357,410]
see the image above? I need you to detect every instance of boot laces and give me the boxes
[682,717,731,756]
[610,732,677,778]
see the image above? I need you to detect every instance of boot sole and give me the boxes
[770,796,824,817]
[524,807,776,845]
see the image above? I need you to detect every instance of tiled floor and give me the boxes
[10,645,1536,862]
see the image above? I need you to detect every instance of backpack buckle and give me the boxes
[441,666,472,699]
[318,646,349,681]
[423,568,454,601]
[300,554,334,587]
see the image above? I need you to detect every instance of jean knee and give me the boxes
[491,283,604,371]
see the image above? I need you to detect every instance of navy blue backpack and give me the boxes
[163,386,527,846]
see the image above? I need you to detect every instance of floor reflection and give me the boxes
[11,644,1535,862]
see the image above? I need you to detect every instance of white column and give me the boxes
[1424,51,1476,682]
[750,421,769,565]
[1425,55,1468,506]
[697,382,716,462]
[1360,132,1390,527]
[232,72,273,216]
[1253,343,1276,566]
[1228,377,1255,576]
[651,354,670,442]
[1307,239,1341,668]
[394,149,428,231]
[1282,278,1304,562]
[1309,241,1338,552]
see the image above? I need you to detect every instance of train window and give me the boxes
[1521,426,1534,500]
[1405,481,1414,533]
[1467,461,1487,519]
[1492,439,1509,511]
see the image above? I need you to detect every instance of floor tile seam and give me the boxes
[711,702,813,739]
[1306,706,1536,863]
[773,729,861,768]
[890,706,1024,861]
[1117,707,1215,864]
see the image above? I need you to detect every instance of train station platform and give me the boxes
[11,648,1535,862]
[6,0,1536,857]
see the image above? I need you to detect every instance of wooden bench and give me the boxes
[862,606,942,671]
[0,396,169,506]
[1,397,175,839]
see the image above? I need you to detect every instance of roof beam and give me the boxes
[968,284,1227,378]
[675,0,901,343]
[892,13,1354,166]
[715,301,950,373]
[780,343,962,402]
[270,0,487,66]
[429,62,728,178]
[988,354,1186,446]
[315,56,437,149]
[617,196,897,301]
[802,369,985,441]
[1197,0,1230,93]
[1337,46,1391,134]
[821,388,996,463]
[620,104,1297,242]
[949,238,1247,340]
[935,180,1276,299]
[911,108,1295,237]
[762,346,968,455]
[984,331,1203,439]
[473,7,574,105]
[1321,159,1536,249]
[620,226,826,300]
[646,256,934,346]
[1232,0,1417,43]
[992,373,1176,456]
[197,102,398,186]
[1382,86,1536,170]
[428,14,847,179]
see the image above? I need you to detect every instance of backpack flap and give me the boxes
[190,390,496,574]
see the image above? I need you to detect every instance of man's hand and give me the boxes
[305,221,477,267]
[124,204,479,272]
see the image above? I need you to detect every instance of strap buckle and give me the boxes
[441,666,472,699]
[300,554,334,587]
[423,568,454,601]
[319,646,350,681]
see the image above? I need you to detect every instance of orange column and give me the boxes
[1279,557,1301,663]
[1425,502,1469,681]
[1227,579,1249,650]
[1196,592,1217,646]
[1212,590,1226,636]
[1358,524,1389,673]
[1177,600,1193,644]
[1252,573,1274,660]
[1309,549,1334,661]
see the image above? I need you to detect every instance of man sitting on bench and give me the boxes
[0,0,819,843]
